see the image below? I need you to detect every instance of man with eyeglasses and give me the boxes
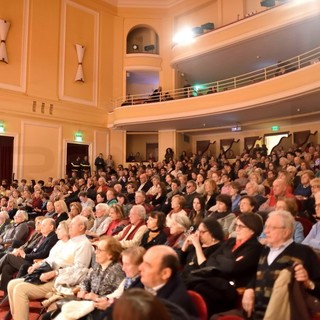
[242,209,320,319]
[184,180,200,210]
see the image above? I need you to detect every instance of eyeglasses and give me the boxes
[311,185,320,189]
[186,185,193,188]
[264,225,286,231]
[234,223,248,230]
[95,247,108,253]
[315,203,320,209]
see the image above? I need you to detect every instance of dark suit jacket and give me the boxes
[138,180,153,193]
[157,273,198,318]
[24,230,58,261]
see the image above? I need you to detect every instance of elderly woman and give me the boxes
[140,211,167,249]
[104,204,128,236]
[86,203,111,239]
[166,194,187,228]
[165,214,192,250]
[186,213,263,317]
[85,246,146,320]
[77,237,125,301]
[81,207,95,230]
[179,217,224,278]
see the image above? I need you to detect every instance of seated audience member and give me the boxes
[66,201,82,222]
[294,169,313,200]
[50,236,125,320]
[53,200,69,228]
[96,192,107,205]
[150,182,167,211]
[259,178,295,213]
[235,169,248,190]
[146,175,161,196]
[242,210,320,319]
[302,177,320,221]
[276,197,304,243]
[179,217,224,278]
[227,181,242,213]
[106,188,118,206]
[244,181,267,208]
[160,179,182,215]
[188,196,206,229]
[0,210,29,252]
[184,180,200,210]
[0,217,57,304]
[187,213,263,317]
[86,203,111,239]
[95,177,109,194]
[125,183,136,204]
[80,206,95,230]
[90,246,146,319]
[203,179,218,212]
[166,195,187,227]
[113,288,171,320]
[139,245,198,317]
[6,215,92,320]
[114,205,147,248]
[0,211,11,236]
[44,201,56,218]
[140,211,167,249]
[78,191,95,210]
[165,214,191,251]
[134,191,153,215]
[302,192,320,250]
[228,195,258,237]
[207,194,236,237]
[116,193,131,217]
[104,204,128,236]
[137,173,152,193]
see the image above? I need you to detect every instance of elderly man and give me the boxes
[259,178,295,213]
[0,211,11,236]
[184,180,200,210]
[137,173,152,193]
[0,218,57,306]
[6,215,93,320]
[242,210,320,319]
[114,205,147,248]
[245,181,267,208]
[134,190,153,214]
[0,210,29,251]
[86,203,111,238]
[139,245,198,317]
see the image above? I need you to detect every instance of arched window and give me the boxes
[127,25,159,54]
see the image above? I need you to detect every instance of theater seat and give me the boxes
[187,290,208,320]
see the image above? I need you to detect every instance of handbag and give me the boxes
[24,261,52,285]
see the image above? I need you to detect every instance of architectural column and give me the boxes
[158,129,177,162]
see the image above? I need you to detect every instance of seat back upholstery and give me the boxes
[187,290,208,320]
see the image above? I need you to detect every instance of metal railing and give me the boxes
[111,46,320,109]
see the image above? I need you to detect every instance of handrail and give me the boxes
[110,46,320,109]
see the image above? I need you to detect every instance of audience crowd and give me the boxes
[0,142,320,319]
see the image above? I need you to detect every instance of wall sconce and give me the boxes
[74,130,83,142]
[132,44,139,51]
[0,19,10,63]
[0,121,5,133]
[75,44,85,82]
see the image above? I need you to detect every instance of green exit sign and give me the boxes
[272,126,280,131]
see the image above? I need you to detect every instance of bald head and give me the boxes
[139,245,179,289]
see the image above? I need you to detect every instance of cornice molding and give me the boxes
[102,0,183,8]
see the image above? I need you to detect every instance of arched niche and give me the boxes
[127,25,159,54]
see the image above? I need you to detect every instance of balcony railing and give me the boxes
[111,46,320,109]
